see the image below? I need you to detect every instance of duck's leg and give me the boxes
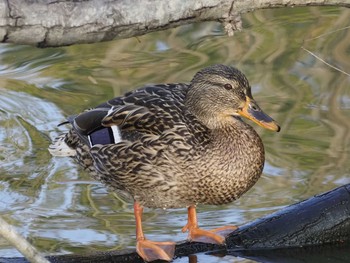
[182,205,237,244]
[134,202,175,262]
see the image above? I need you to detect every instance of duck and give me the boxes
[49,64,280,262]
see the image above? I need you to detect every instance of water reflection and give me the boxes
[0,6,349,262]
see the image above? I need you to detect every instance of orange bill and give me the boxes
[238,97,280,132]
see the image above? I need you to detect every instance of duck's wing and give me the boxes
[67,83,193,148]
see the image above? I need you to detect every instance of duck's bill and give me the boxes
[238,97,280,132]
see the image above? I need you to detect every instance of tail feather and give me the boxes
[49,134,76,157]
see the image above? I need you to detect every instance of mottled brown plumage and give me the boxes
[49,64,280,262]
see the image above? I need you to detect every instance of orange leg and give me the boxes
[134,202,175,262]
[182,205,237,244]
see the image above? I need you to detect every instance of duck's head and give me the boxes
[185,64,280,132]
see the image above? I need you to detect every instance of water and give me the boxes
[0,6,350,263]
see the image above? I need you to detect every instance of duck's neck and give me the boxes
[209,117,265,161]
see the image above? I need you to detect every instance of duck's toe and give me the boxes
[182,225,237,244]
[136,239,176,262]
[182,206,238,244]
[209,225,238,237]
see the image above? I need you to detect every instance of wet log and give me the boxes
[0,0,350,47]
[1,183,349,263]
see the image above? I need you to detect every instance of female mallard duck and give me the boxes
[49,64,280,262]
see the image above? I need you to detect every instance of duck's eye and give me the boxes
[250,104,258,111]
[224,84,232,90]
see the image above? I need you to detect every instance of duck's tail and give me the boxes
[48,133,76,157]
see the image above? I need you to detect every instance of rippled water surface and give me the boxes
[0,6,350,263]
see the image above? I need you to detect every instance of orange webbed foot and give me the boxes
[134,202,175,262]
[182,206,237,244]
[182,224,237,244]
[136,239,176,262]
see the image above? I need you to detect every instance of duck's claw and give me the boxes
[136,239,176,262]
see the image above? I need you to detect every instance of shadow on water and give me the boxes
[0,6,350,263]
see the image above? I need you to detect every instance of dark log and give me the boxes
[231,244,350,263]
[0,0,350,47]
[1,184,349,263]
[227,183,350,249]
